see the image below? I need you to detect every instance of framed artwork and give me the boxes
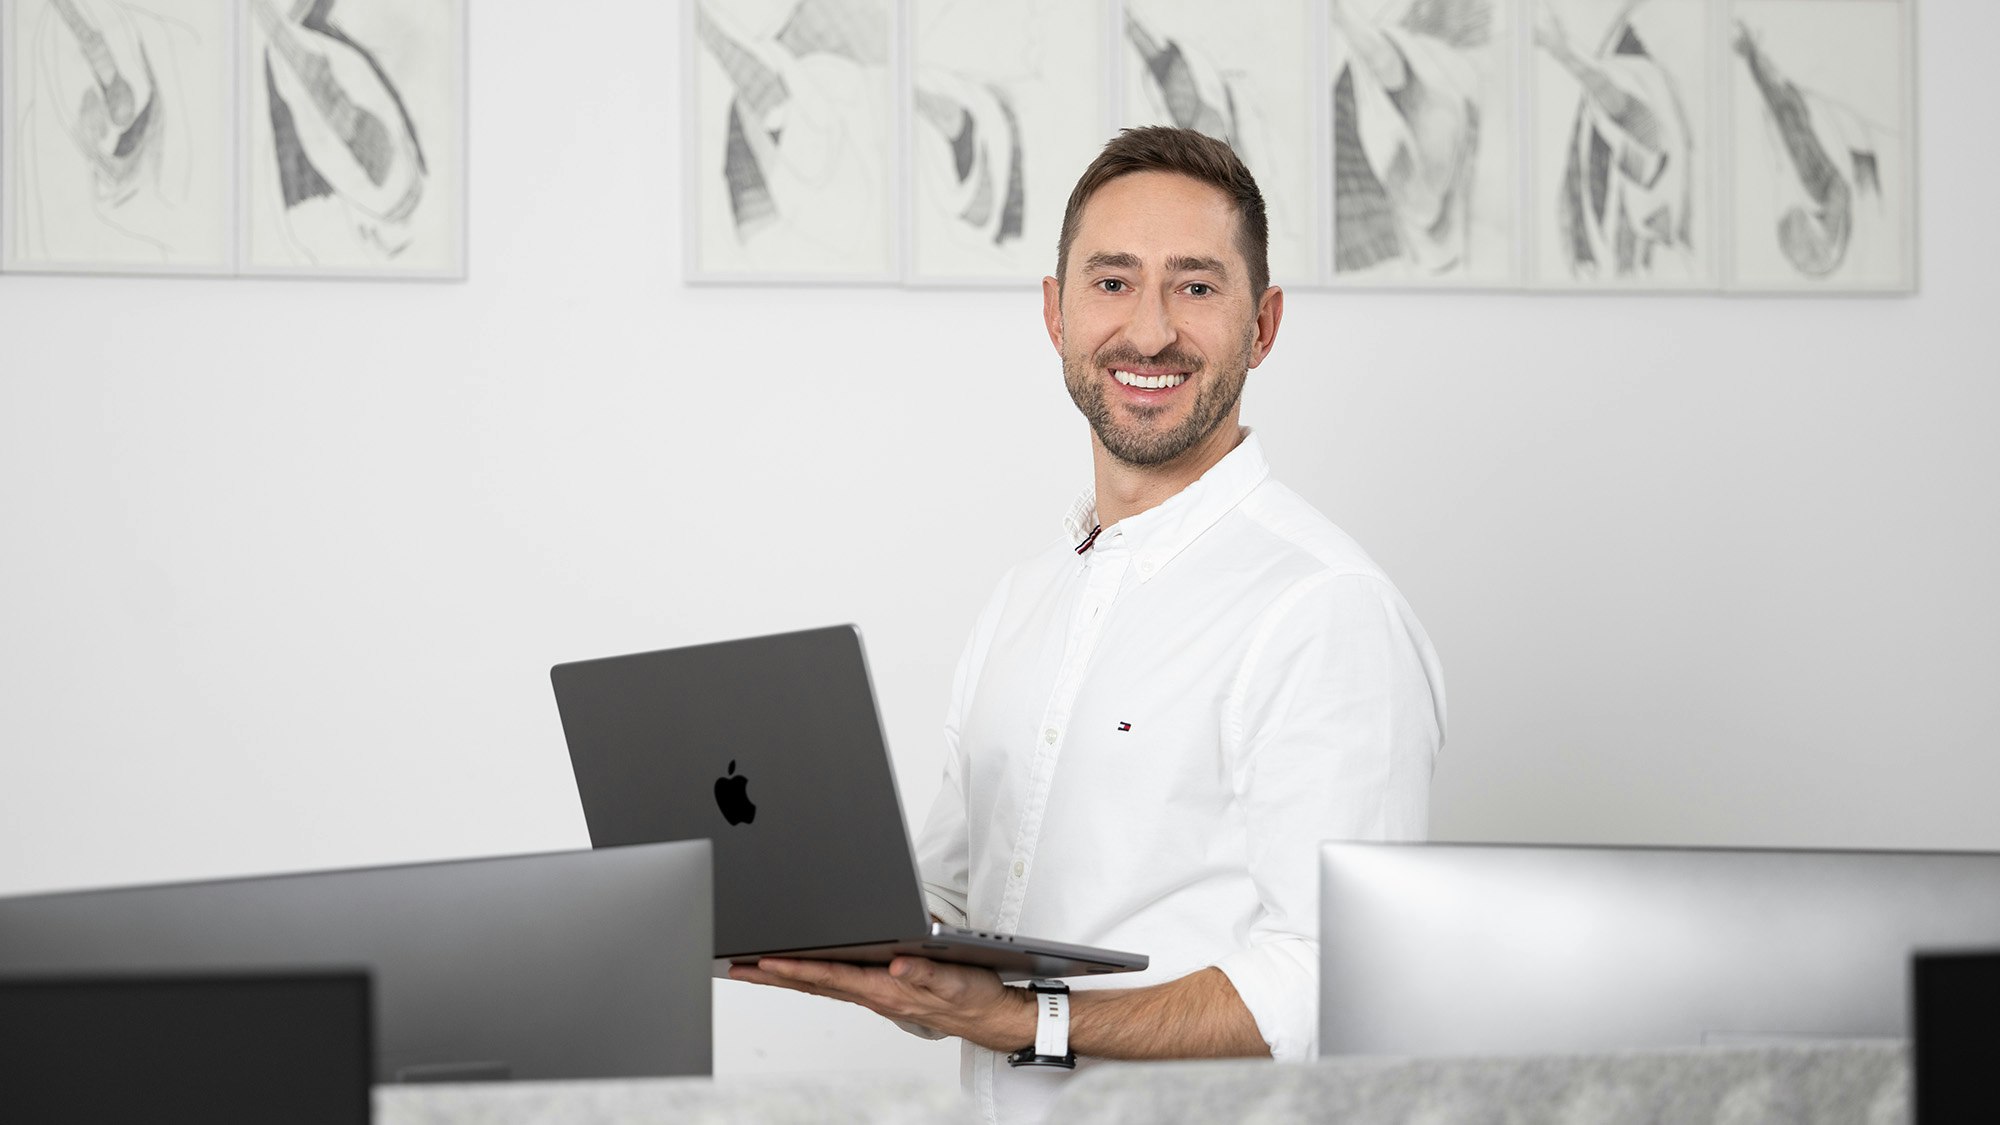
[2,0,235,275]
[1725,0,1913,291]
[1327,0,1520,288]
[685,0,898,283]
[240,0,467,278]
[1118,0,1320,287]
[1528,0,1718,290]
[906,0,1108,285]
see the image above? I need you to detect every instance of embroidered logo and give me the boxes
[1116,722,1132,732]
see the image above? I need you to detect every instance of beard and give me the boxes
[1062,328,1254,468]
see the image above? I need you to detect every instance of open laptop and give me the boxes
[553,624,1148,981]
[1319,841,2000,1056]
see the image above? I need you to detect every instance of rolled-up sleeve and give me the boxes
[1213,570,1446,1061]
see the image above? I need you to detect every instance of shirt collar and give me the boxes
[1062,430,1272,580]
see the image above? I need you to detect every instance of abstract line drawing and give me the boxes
[1329,0,1514,284]
[1120,0,1318,285]
[243,0,462,275]
[1728,1,1908,290]
[1125,12,1239,149]
[914,74,1024,246]
[908,0,1103,283]
[690,0,895,279]
[1536,0,1692,279]
[3,0,230,272]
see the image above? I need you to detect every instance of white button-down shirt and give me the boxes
[914,433,1445,1124]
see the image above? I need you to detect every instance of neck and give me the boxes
[1090,417,1246,529]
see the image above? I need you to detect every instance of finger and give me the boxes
[758,958,886,994]
[888,956,938,988]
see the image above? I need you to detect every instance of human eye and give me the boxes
[1184,282,1214,297]
[1096,277,1128,294]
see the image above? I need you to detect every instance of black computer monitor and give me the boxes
[1320,843,2000,1056]
[0,970,371,1125]
[0,841,712,1081]
[1913,948,2000,1123]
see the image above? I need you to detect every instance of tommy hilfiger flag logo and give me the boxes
[1116,722,1132,732]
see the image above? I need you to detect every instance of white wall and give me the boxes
[3,2,1995,1087]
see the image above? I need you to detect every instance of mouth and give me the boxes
[1109,367,1191,392]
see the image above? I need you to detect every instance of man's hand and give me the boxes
[729,959,1271,1061]
[728,956,1035,1053]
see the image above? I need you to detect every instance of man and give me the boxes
[732,127,1445,1123]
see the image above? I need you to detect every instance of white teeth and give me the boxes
[1112,369,1189,390]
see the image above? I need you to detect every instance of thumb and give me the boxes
[888,956,936,988]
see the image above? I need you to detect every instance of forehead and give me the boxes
[1069,171,1243,273]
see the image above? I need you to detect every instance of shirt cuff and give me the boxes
[1212,938,1318,1063]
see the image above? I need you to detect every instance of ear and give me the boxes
[1248,285,1284,369]
[1041,275,1064,355]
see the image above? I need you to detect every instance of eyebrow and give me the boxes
[1080,251,1233,278]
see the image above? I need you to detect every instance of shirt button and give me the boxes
[1012,860,1026,878]
[1139,560,1157,575]
[1043,727,1059,744]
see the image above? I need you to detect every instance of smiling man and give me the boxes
[732,127,1446,1124]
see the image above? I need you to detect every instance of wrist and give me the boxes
[974,981,1038,1053]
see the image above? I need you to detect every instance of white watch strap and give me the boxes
[1033,988,1070,1058]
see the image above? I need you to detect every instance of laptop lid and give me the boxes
[554,625,930,958]
[0,841,713,1081]
[1319,842,2000,1057]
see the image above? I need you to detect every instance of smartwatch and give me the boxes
[1006,979,1076,1069]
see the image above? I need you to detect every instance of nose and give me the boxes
[1123,284,1177,359]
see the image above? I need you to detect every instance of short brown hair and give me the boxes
[1055,126,1271,298]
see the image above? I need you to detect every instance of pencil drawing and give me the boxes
[1124,12,1242,155]
[1733,19,1885,280]
[913,77,1024,246]
[1119,0,1318,284]
[250,0,429,263]
[692,0,895,276]
[1535,0,1696,281]
[907,0,1100,282]
[1329,0,1494,278]
[7,0,225,268]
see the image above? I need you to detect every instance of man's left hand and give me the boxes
[727,956,1033,1052]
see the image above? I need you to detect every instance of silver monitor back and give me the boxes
[1319,842,2000,1057]
[0,841,712,1081]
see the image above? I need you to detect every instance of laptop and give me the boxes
[553,624,1148,981]
[1318,841,2000,1056]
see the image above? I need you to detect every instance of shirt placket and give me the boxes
[992,535,1131,934]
